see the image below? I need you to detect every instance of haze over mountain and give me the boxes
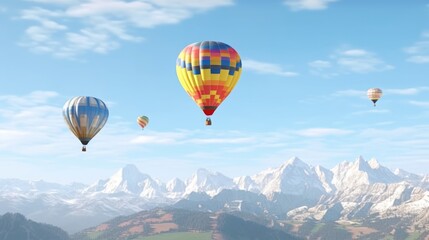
[0,156,427,238]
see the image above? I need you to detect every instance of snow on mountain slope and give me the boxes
[166,178,186,192]
[250,157,326,199]
[394,168,422,182]
[165,178,186,199]
[185,168,235,196]
[83,164,166,200]
[233,175,259,193]
[314,165,336,193]
[332,156,401,190]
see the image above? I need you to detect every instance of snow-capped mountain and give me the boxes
[247,157,327,199]
[84,164,159,196]
[394,168,422,182]
[166,178,185,192]
[0,156,427,234]
[332,156,401,190]
[286,156,428,229]
[165,178,186,199]
[185,168,235,196]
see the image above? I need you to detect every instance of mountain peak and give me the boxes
[196,168,211,175]
[355,155,366,163]
[368,158,380,169]
[166,178,185,193]
[186,168,234,196]
[353,156,370,171]
[121,164,140,175]
[99,164,152,195]
[281,156,308,170]
[287,156,302,165]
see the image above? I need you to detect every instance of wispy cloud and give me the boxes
[310,47,393,77]
[409,100,429,107]
[335,48,393,73]
[283,0,337,11]
[244,59,298,77]
[130,131,187,144]
[19,0,234,58]
[384,87,429,95]
[27,0,81,4]
[0,91,68,154]
[296,128,353,137]
[130,131,255,145]
[405,31,429,63]
[333,87,429,98]
[1,91,429,180]
[188,137,254,144]
[333,89,366,97]
[351,109,390,115]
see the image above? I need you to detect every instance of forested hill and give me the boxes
[0,212,70,240]
[73,207,301,240]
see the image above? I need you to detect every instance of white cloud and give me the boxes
[333,89,365,97]
[284,0,337,11]
[244,59,299,77]
[0,91,59,107]
[409,101,429,107]
[188,137,254,144]
[130,131,255,145]
[352,109,390,115]
[130,132,187,144]
[336,48,393,73]
[385,87,429,95]
[1,91,429,180]
[0,91,70,155]
[405,31,429,64]
[310,47,393,76]
[20,0,233,58]
[296,128,353,137]
[309,60,331,69]
[27,0,81,4]
[334,87,429,98]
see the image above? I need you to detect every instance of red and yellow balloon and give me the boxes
[137,116,149,130]
[176,41,242,125]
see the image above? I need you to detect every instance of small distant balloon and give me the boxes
[137,116,149,130]
[367,88,382,107]
[176,41,242,126]
[63,96,109,152]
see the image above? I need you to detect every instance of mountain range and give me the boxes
[0,156,428,238]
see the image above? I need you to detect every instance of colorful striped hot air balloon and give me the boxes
[176,41,242,125]
[367,88,383,106]
[137,116,149,130]
[63,96,109,152]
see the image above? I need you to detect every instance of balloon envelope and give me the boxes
[176,41,242,124]
[367,88,383,106]
[137,116,149,129]
[63,96,109,151]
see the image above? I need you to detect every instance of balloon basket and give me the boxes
[205,118,212,126]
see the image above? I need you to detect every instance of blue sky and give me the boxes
[1,0,429,184]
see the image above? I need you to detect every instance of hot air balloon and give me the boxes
[63,96,109,152]
[176,41,242,125]
[137,116,149,130]
[367,88,383,106]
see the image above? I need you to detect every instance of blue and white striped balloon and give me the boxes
[63,96,109,151]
